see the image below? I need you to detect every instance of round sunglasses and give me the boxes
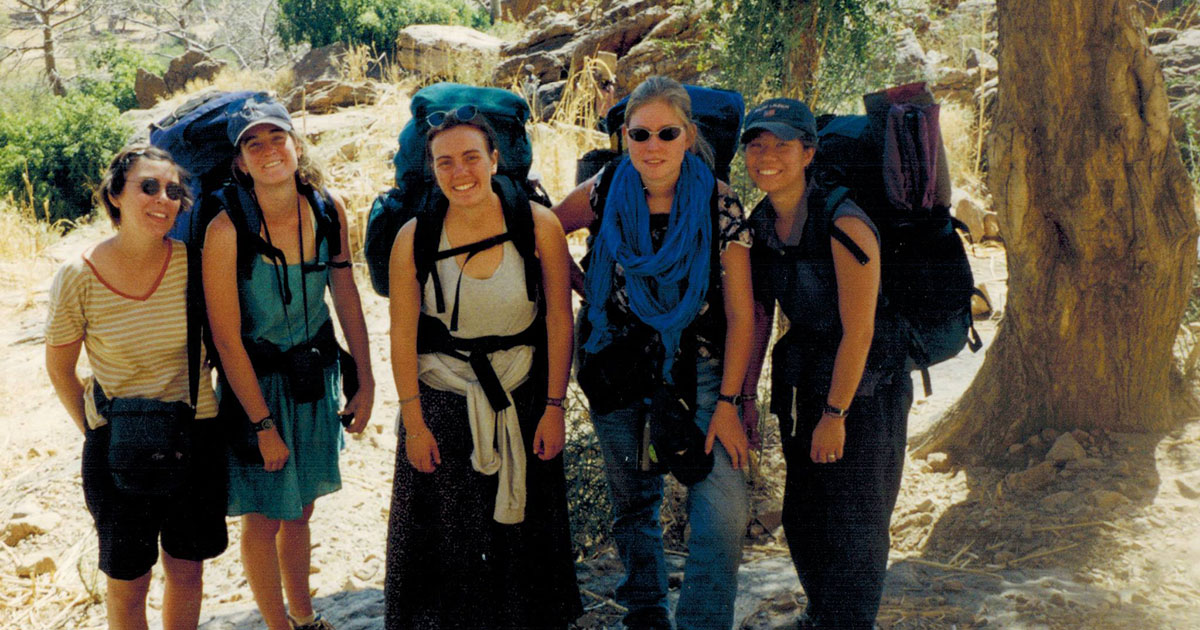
[627,126,684,143]
[138,178,185,201]
[426,105,479,128]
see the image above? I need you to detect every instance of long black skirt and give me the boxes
[384,378,583,630]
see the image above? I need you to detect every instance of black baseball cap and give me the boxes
[740,98,818,146]
[226,93,294,146]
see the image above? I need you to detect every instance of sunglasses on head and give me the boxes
[138,178,185,201]
[426,105,479,128]
[627,126,684,143]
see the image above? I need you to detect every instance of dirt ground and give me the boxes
[2,224,1199,630]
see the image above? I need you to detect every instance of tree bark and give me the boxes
[913,0,1198,460]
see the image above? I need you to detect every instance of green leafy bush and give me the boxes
[277,0,488,53]
[0,93,131,224]
[74,41,165,112]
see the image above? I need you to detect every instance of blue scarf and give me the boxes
[582,152,715,381]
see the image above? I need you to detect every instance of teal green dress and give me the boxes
[224,237,344,520]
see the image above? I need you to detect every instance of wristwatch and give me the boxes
[716,393,742,406]
[251,416,276,432]
[822,403,849,418]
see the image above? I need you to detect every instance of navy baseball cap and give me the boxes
[226,93,293,146]
[740,98,818,146]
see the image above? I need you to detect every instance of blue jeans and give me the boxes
[591,357,749,630]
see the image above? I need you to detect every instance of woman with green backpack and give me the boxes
[740,98,912,630]
[384,105,581,629]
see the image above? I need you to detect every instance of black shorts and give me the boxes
[82,418,229,581]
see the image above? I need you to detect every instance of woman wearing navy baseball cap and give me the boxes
[741,98,912,630]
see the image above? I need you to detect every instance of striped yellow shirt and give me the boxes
[45,240,218,428]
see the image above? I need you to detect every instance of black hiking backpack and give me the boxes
[363,82,551,297]
[576,84,745,185]
[808,82,983,396]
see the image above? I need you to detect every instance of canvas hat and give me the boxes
[226,94,293,146]
[740,98,818,146]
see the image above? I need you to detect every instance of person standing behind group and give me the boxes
[45,145,225,630]
[553,76,755,630]
[740,98,912,630]
[203,95,375,630]
[384,105,581,629]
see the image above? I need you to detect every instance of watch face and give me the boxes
[256,417,275,432]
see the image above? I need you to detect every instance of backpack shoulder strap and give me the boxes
[822,186,871,266]
[589,155,625,229]
[184,244,202,411]
[413,194,449,313]
[302,184,350,268]
[495,175,539,303]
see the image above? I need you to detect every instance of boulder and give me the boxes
[965,47,998,74]
[1002,460,1057,494]
[952,187,988,241]
[395,25,504,81]
[286,79,379,114]
[134,68,168,109]
[163,50,226,93]
[1046,433,1087,464]
[925,452,952,473]
[291,42,350,84]
[1090,489,1130,511]
[1147,27,1180,46]
[611,3,705,91]
[493,51,567,87]
[502,11,578,56]
[893,29,929,83]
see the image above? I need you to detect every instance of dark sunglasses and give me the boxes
[426,105,479,128]
[138,178,185,201]
[627,126,684,143]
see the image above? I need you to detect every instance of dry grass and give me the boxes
[940,100,986,193]
[0,180,80,303]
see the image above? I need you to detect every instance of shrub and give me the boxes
[277,0,488,53]
[0,93,131,224]
[73,40,165,112]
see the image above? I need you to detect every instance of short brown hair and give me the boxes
[96,145,192,226]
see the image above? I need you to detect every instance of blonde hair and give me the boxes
[624,76,716,171]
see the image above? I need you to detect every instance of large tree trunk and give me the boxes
[913,0,1198,460]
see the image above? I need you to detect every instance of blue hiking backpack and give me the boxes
[807,82,984,395]
[363,83,550,297]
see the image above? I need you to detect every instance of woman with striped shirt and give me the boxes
[45,145,225,630]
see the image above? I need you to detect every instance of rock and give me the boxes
[951,187,992,241]
[1151,29,1200,72]
[134,68,168,109]
[1041,427,1059,443]
[286,79,379,114]
[162,50,226,93]
[502,11,578,56]
[892,512,934,533]
[994,550,1016,565]
[1065,457,1105,471]
[395,25,504,80]
[3,511,62,546]
[925,452,952,473]
[1003,461,1057,494]
[493,52,565,86]
[535,80,567,120]
[1008,443,1025,456]
[1046,433,1087,464]
[1175,478,1200,499]
[965,47,998,74]
[291,42,351,84]
[15,554,55,577]
[915,498,936,514]
[1040,490,1075,512]
[893,29,929,82]
[972,283,993,317]
[1090,489,1130,511]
